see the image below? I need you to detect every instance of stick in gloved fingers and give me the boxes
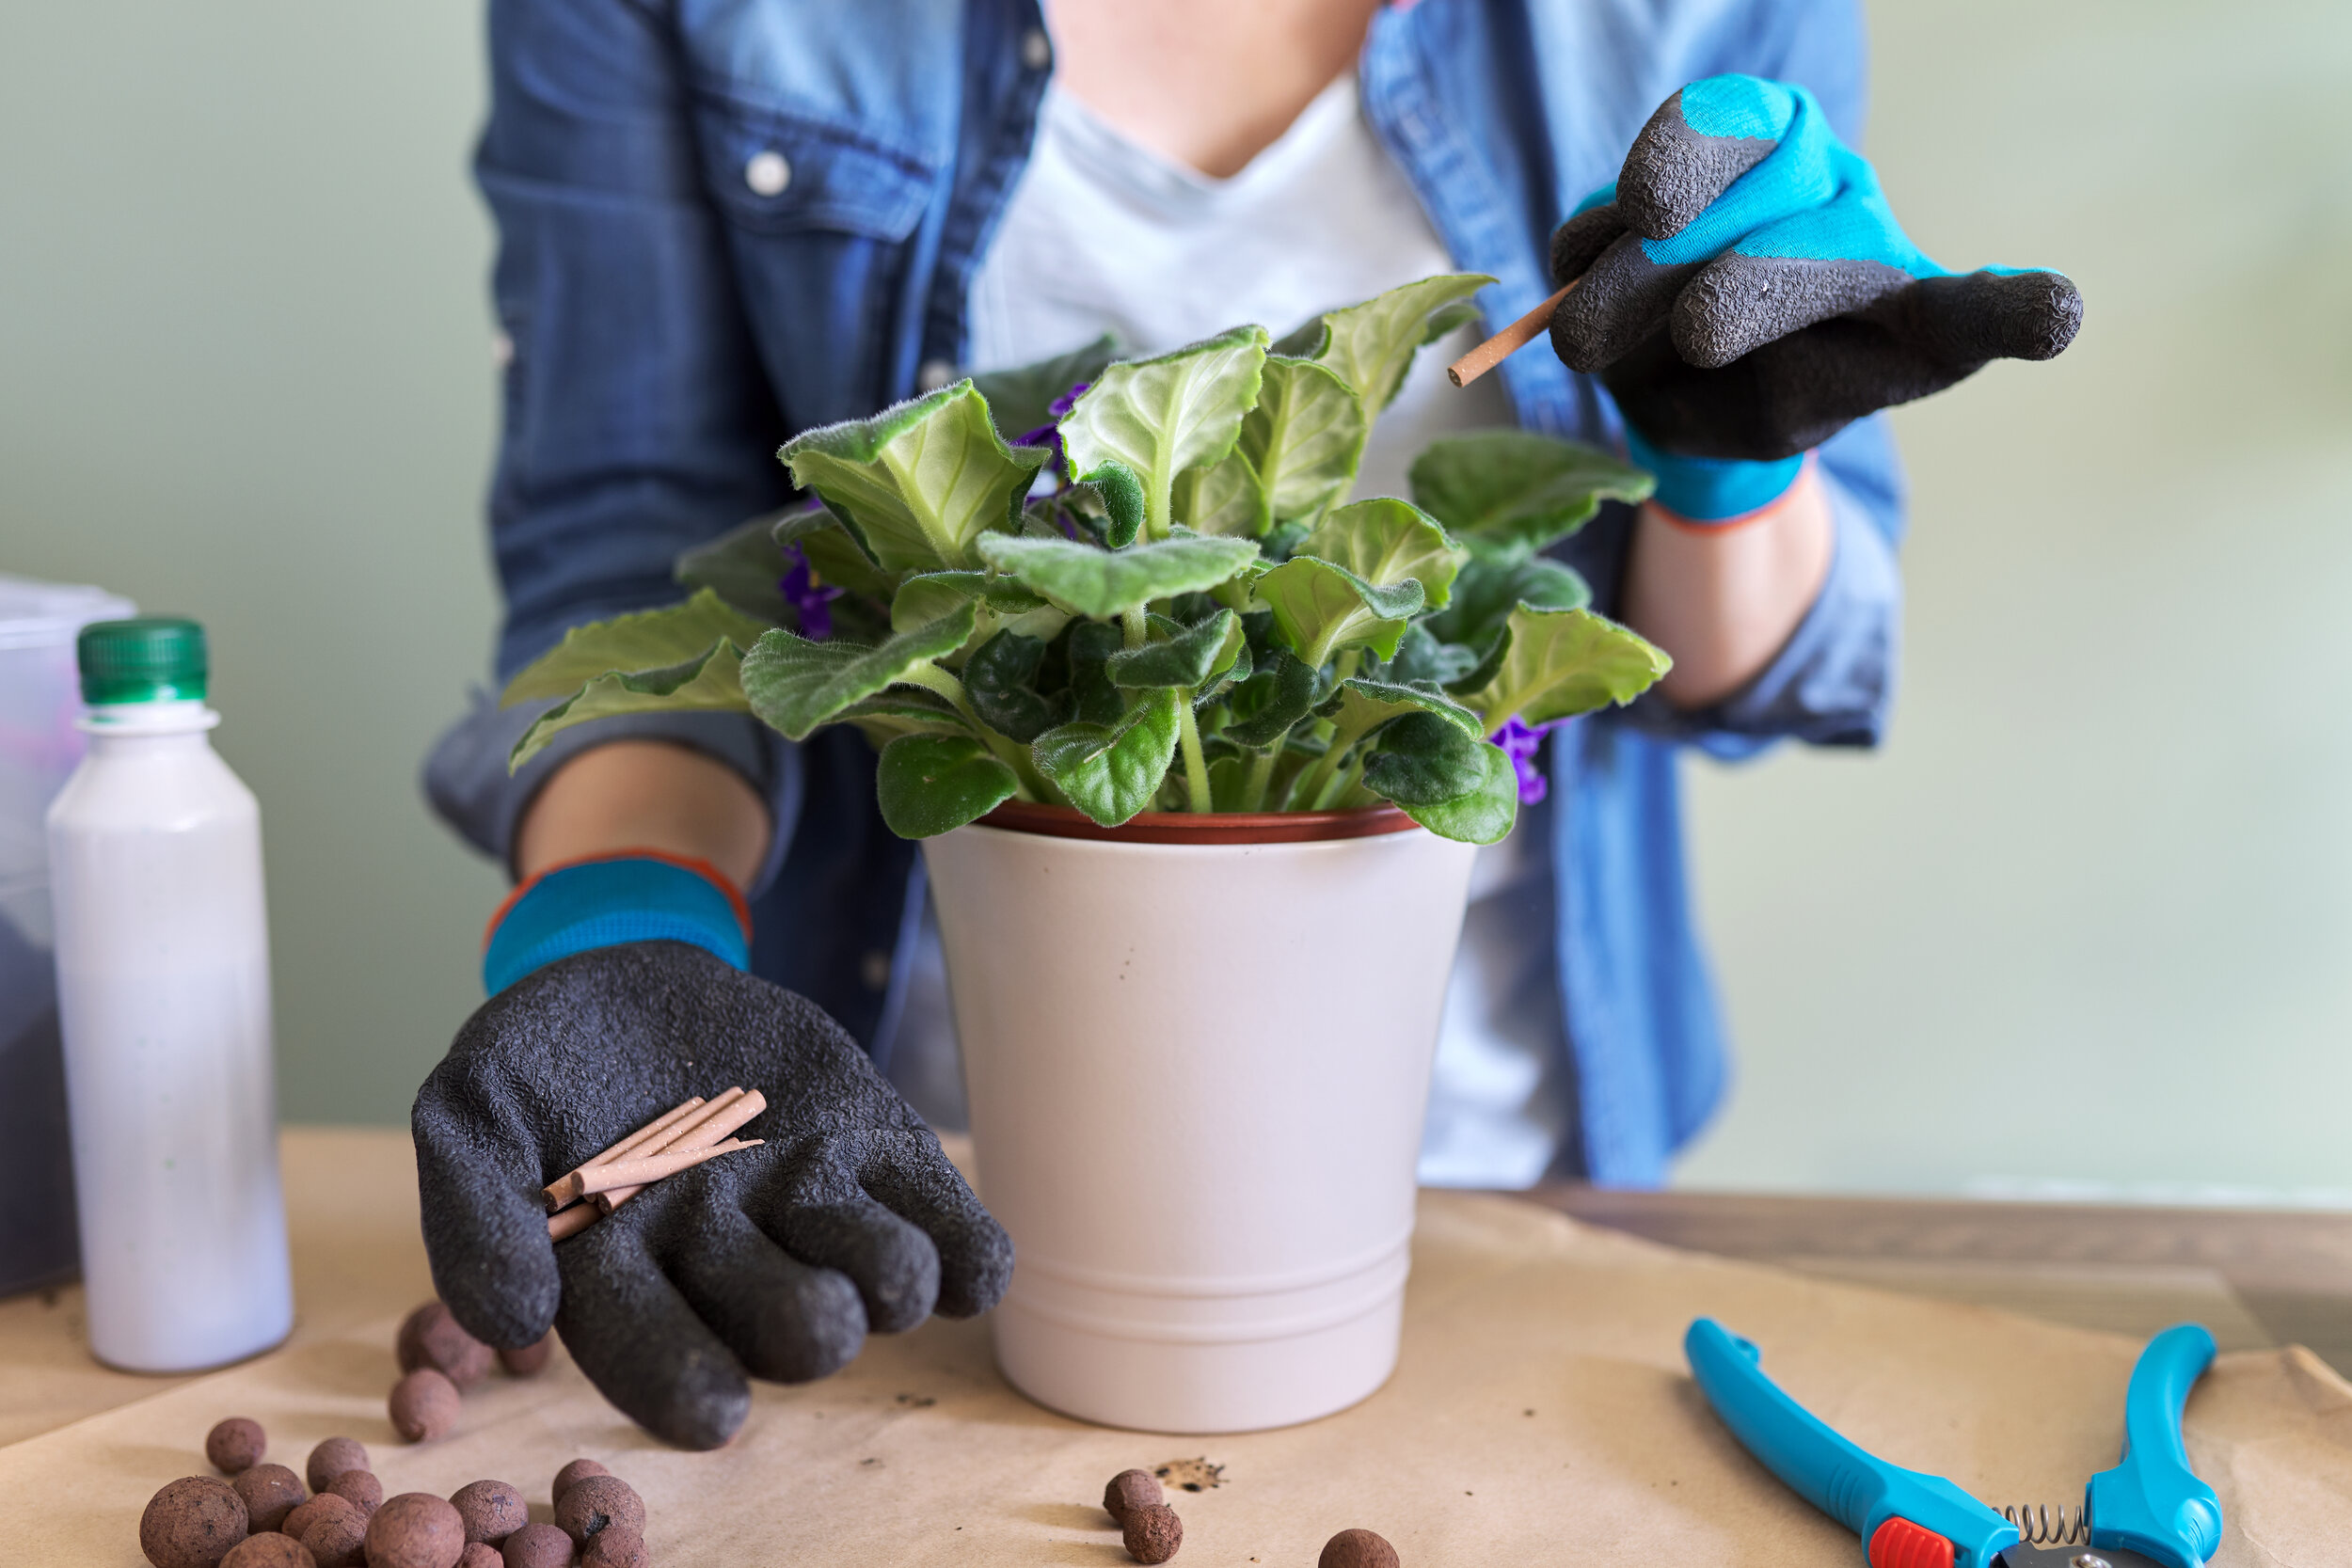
[1447,279,1577,388]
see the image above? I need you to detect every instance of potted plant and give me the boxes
[504,274,1669,1432]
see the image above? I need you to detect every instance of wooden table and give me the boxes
[6,1129,2349,1449]
[1532,1184,2352,1376]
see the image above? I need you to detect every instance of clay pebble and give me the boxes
[297,1493,369,1568]
[450,1480,527,1545]
[281,1500,332,1544]
[496,1333,553,1377]
[230,1464,306,1533]
[554,1474,646,1548]
[500,1523,573,1568]
[457,1545,502,1568]
[550,1457,609,1506]
[325,1468,383,1516]
[389,1367,463,1442]
[304,1438,370,1495]
[1122,1502,1183,1564]
[581,1528,649,1568]
[396,1301,495,1388]
[1103,1468,1163,1526]
[221,1534,318,1568]
[140,1476,249,1568]
[1319,1528,1400,1568]
[205,1418,268,1475]
[366,1493,467,1568]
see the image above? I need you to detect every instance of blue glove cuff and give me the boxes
[1624,427,1806,523]
[483,853,751,996]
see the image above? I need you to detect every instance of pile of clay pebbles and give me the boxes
[141,1428,648,1568]
[137,1295,651,1568]
[1099,1467,1400,1566]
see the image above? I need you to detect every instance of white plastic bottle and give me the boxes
[45,617,293,1370]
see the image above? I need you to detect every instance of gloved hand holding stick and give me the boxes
[1450,72,2079,524]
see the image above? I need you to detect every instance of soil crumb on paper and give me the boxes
[1152,1458,1224,1494]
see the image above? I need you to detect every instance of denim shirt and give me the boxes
[426,0,1905,1187]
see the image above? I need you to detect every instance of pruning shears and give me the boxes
[1686,1318,2222,1568]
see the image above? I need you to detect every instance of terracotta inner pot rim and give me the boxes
[973,799,1419,846]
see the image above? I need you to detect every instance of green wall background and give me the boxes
[5,0,2347,1197]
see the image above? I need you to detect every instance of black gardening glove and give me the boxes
[1549,73,2082,482]
[414,940,1011,1449]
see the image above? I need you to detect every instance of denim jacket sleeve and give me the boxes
[422,0,799,883]
[1620,415,1905,759]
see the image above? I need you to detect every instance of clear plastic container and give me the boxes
[0,576,134,1297]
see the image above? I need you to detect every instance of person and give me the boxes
[418,0,2078,1448]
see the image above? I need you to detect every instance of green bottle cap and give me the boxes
[77,617,209,705]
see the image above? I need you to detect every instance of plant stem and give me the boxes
[1176,698,1212,813]
[898,661,975,719]
[901,663,1053,801]
[1241,744,1279,812]
[1312,751,1367,812]
[1285,723,1363,813]
[1120,606,1149,650]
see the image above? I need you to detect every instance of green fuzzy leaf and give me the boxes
[1296,498,1468,610]
[1075,460,1148,548]
[1059,325,1269,540]
[962,630,1064,744]
[834,689,971,747]
[1311,274,1494,419]
[1253,556,1424,667]
[1361,710,1493,805]
[1222,645,1321,748]
[1422,556,1593,652]
[975,531,1260,622]
[875,735,1021,838]
[509,640,749,770]
[1456,606,1672,729]
[1315,676,1487,744]
[675,514,796,625]
[968,335,1120,443]
[890,572,1050,634]
[1171,447,1270,538]
[1063,621,1127,725]
[776,509,902,603]
[1106,610,1239,690]
[1240,356,1366,525]
[1388,736,1518,846]
[1381,624,1484,689]
[1408,429,1655,563]
[501,589,772,706]
[1032,688,1184,827]
[739,603,977,741]
[1195,635,1253,708]
[780,383,1049,573]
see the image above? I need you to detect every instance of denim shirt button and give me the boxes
[743,150,792,197]
[916,359,955,392]
[1019,26,1051,71]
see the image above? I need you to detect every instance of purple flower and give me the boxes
[1490,715,1558,805]
[778,543,842,641]
[1009,381,1092,483]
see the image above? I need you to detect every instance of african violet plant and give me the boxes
[503,275,1671,847]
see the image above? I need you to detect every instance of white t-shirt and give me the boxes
[886,75,1573,1188]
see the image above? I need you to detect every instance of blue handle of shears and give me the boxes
[1686,1319,2020,1567]
[2089,1323,2222,1568]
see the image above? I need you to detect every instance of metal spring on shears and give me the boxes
[2003,1502,2091,1545]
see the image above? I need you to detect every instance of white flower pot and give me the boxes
[920,802,1478,1433]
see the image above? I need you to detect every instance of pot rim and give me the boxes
[975,799,1419,846]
